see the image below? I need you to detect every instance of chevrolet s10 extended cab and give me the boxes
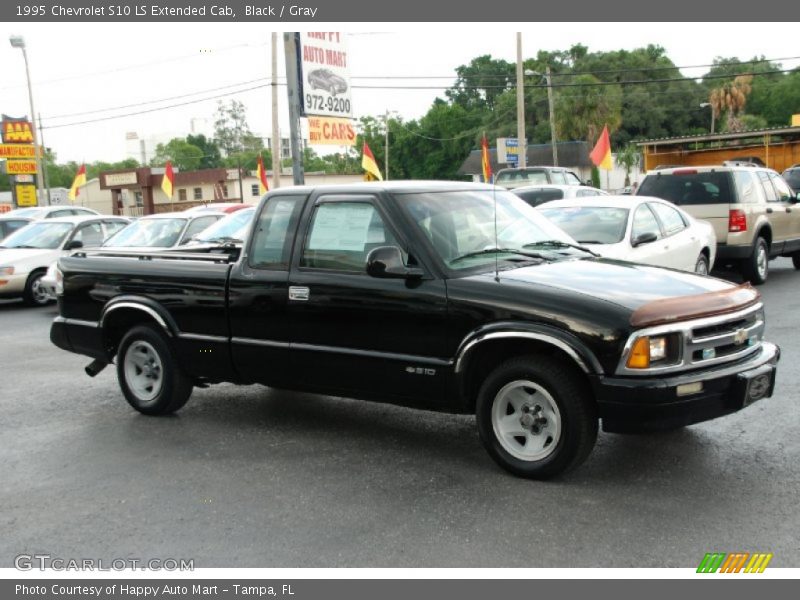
[50,182,780,479]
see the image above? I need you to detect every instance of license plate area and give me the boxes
[736,364,776,407]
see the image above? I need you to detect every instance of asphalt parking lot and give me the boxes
[2,261,799,569]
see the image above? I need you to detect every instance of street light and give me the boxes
[700,102,716,134]
[526,67,558,166]
[9,34,47,206]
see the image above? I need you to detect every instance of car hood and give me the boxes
[483,257,733,313]
[0,248,60,270]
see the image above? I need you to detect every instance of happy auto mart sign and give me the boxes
[299,32,353,119]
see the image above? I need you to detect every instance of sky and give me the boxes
[1,22,798,165]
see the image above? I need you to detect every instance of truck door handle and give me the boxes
[766,207,773,213]
[786,207,792,213]
[288,286,310,301]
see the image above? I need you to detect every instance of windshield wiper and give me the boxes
[450,247,548,264]
[206,236,242,244]
[522,239,599,257]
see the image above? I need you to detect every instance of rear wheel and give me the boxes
[117,325,193,415]
[476,355,597,479]
[742,236,769,285]
[23,271,50,306]
[694,253,710,275]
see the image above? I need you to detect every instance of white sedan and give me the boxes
[537,195,717,274]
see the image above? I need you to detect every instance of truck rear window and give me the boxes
[638,171,734,205]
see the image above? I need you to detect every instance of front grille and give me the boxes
[617,304,764,376]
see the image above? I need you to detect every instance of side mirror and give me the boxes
[632,232,658,247]
[366,246,424,279]
[65,239,83,250]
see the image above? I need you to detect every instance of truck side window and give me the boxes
[300,202,400,271]
[248,196,304,269]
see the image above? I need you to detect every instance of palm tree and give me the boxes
[708,75,753,133]
[616,144,641,187]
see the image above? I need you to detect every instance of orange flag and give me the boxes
[257,155,269,195]
[161,161,175,198]
[589,125,613,171]
[481,134,492,183]
[68,164,87,201]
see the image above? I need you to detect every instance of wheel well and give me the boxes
[700,247,710,259]
[102,307,170,357]
[756,226,772,249]
[461,339,593,412]
[26,267,47,281]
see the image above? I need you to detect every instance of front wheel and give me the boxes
[23,271,51,306]
[476,355,597,479]
[742,236,769,285]
[117,325,193,415]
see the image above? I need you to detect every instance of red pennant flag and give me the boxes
[68,164,87,201]
[589,125,612,171]
[257,155,269,195]
[161,161,175,198]
[481,134,492,183]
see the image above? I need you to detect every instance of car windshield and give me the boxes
[495,169,549,186]
[398,190,578,271]
[0,221,73,249]
[194,208,255,242]
[103,217,187,248]
[539,206,630,244]
[784,169,800,188]
[5,207,46,218]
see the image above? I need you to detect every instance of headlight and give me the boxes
[626,334,678,369]
[0,266,14,276]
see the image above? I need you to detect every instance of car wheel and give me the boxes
[742,236,769,285]
[792,253,800,270]
[117,325,193,416]
[694,253,710,275]
[475,355,597,479]
[22,270,51,306]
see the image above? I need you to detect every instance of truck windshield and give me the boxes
[0,221,73,249]
[397,190,579,271]
[103,217,187,248]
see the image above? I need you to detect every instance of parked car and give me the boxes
[0,215,129,305]
[183,206,256,246]
[512,184,607,207]
[101,212,224,250]
[782,166,800,194]
[3,206,101,220]
[51,181,779,480]
[0,216,33,241]
[637,165,800,284]
[538,196,716,274]
[186,202,252,214]
[494,167,584,190]
[307,68,348,95]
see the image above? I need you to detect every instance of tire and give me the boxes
[116,325,193,415]
[475,355,598,479]
[792,253,800,270]
[742,236,769,285]
[22,270,51,307]
[694,253,710,275]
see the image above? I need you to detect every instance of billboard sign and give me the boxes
[5,160,37,175]
[1,116,34,144]
[299,32,352,118]
[497,138,525,166]
[308,116,356,146]
[0,144,36,158]
[15,184,37,206]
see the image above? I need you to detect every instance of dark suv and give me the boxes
[638,166,800,284]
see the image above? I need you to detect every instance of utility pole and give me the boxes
[546,66,558,167]
[271,32,281,188]
[515,33,526,169]
[283,32,304,185]
[385,110,390,181]
[37,113,52,204]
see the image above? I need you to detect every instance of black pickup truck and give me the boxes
[50,181,780,479]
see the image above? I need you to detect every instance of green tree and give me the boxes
[555,74,623,145]
[214,100,258,156]
[186,134,222,169]
[615,144,641,186]
[150,138,204,171]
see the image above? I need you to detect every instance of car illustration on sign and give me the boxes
[307,68,348,96]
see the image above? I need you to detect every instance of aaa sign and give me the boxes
[307,116,355,146]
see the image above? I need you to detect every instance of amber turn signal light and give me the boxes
[626,337,651,369]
